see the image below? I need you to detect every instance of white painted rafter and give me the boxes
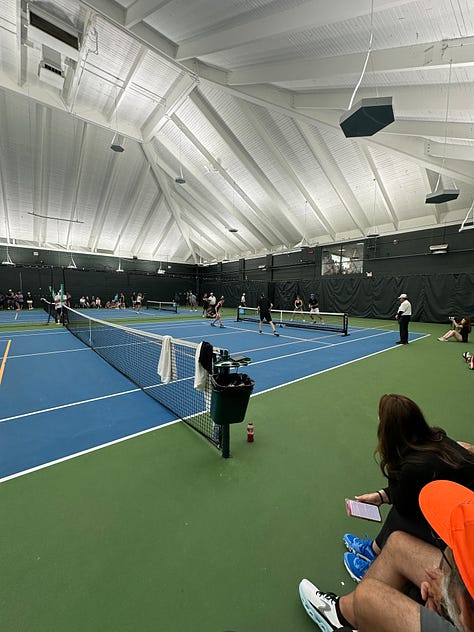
[359,145,399,230]
[87,153,121,252]
[125,0,172,29]
[0,91,12,241]
[423,169,443,223]
[228,36,474,86]
[141,72,198,142]
[131,190,163,256]
[176,0,418,61]
[296,120,369,234]
[151,213,174,259]
[65,118,89,249]
[167,117,279,249]
[82,0,177,58]
[141,143,197,263]
[238,99,336,241]
[189,90,296,246]
[151,134,252,254]
[112,162,150,254]
[172,186,249,255]
[105,47,148,122]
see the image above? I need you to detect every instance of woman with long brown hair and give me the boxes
[438,315,471,342]
[343,393,474,582]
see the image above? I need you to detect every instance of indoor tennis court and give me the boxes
[0,310,427,479]
[0,309,471,632]
[1,0,474,630]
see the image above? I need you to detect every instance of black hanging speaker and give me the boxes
[340,96,394,137]
[425,189,460,204]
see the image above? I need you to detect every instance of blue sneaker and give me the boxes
[343,534,376,562]
[298,579,354,631]
[344,552,370,582]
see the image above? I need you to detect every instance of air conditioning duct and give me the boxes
[28,4,80,61]
[38,47,65,89]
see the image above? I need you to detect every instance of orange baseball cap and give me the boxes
[419,480,474,599]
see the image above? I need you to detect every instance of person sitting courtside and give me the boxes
[340,393,474,583]
[438,316,471,343]
[299,479,474,632]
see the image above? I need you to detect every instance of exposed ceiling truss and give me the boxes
[0,0,473,263]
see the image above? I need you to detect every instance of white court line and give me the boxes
[0,331,430,484]
[0,329,67,340]
[241,329,415,366]
[233,327,391,357]
[0,388,141,424]
[252,333,431,395]
[0,418,181,484]
[10,347,90,359]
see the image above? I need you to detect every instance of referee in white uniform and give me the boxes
[396,293,412,344]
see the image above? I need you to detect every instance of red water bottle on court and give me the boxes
[247,421,254,443]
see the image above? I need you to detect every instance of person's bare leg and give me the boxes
[355,578,422,632]
[339,531,441,628]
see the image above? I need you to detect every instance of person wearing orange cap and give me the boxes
[418,480,474,631]
[299,481,474,631]
[342,394,474,583]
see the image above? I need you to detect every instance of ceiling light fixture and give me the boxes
[116,258,124,272]
[339,0,394,137]
[110,133,125,153]
[425,60,459,204]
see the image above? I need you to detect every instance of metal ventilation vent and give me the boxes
[43,62,62,76]
[38,53,65,89]
[28,5,80,60]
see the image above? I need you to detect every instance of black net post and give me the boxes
[221,425,231,459]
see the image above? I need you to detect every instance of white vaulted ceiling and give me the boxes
[0,0,473,263]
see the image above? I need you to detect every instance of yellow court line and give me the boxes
[0,340,12,384]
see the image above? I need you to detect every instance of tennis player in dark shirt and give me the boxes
[257,295,279,336]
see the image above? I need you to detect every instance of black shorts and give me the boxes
[260,310,272,323]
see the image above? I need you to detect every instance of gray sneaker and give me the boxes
[298,579,354,631]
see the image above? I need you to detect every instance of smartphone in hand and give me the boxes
[345,498,382,522]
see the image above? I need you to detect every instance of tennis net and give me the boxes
[146,300,178,313]
[236,306,349,335]
[46,301,225,448]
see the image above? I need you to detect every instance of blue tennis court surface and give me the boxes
[0,314,427,480]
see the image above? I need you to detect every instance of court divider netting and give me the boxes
[41,299,226,450]
[146,300,178,313]
[236,306,349,335]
